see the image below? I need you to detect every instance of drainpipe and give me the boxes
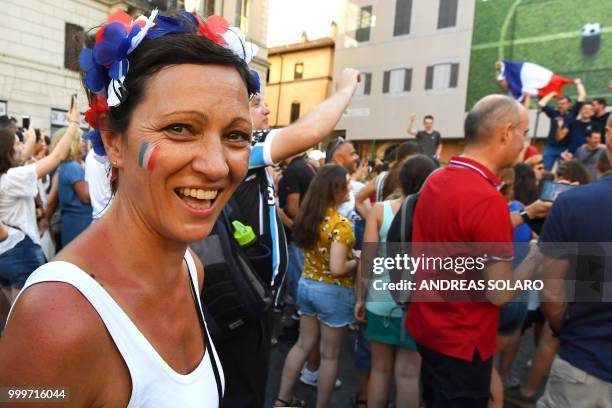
[275,54,284,127]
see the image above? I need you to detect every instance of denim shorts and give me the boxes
[297,277,356,328]
[0,236,46,288]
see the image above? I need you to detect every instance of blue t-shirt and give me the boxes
[541,102,582,148]
[563,119,601,154]
[508,201,532,268]
[58,161,92,217]
[539,175,612,382]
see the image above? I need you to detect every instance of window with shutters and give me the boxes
[393,0,412,36]
[355,5,373,42]
[290,102,301,123]
[64,23,85,72]
[425,63,459,90]
[355,72,372,96]
[438,0,458,29]
[294,62,304,80]
[382,68,412,94]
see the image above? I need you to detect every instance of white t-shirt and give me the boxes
[0,163,40,253]
[84,150,113,220]
[338,180,365,224]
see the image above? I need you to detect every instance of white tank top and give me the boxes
[9,251,224,407]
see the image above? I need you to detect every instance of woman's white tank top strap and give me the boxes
[10,250,224,408]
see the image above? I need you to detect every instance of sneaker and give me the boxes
[299,366,341,388]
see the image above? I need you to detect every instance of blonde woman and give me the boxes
[49,126,91,247]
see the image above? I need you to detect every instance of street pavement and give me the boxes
[265,308,542,408]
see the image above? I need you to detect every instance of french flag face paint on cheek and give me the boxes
[138,142,160,171]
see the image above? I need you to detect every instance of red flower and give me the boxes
[199,15,228,46]
[85,95,109,129]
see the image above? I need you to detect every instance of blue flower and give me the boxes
[83,129,106,156]
[79,48,106,93]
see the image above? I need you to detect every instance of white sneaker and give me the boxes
[299,365,342,388]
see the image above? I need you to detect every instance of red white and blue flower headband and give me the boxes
[79,9,260,156]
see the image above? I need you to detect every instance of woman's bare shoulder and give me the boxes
[0,281,111,400]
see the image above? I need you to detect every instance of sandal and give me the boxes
[274,397,306,407]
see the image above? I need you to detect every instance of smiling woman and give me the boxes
[0,10,258,407]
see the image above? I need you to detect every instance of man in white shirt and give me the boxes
[84,149,113,221]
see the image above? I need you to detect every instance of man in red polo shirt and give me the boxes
[406,95,546,407]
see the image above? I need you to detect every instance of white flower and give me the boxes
[128,9,159,54]
[221,27,258,64]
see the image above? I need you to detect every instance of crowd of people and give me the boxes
[0,8,611,408]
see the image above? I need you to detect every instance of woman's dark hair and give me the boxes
[84,17,258,134]
[382,141,424,199]
[513,163,538,205]
[597,151,611,175]
[293,165,348,249]
[399,154,438,196]
[556,159,592,185]
[0,128,16,174]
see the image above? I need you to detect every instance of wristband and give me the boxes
[519,209,530,225]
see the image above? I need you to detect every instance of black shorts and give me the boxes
[521,308,545,334]
[417,344,493,408]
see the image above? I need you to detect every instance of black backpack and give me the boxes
[189,201,273,340]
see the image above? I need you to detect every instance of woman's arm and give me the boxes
[73,180,91,204]
[355,177,376,207]
[356,203,383,302]
[22,127,37,161]
[329,242,357,277]
[46,173,59,219]
[35,103,80,179]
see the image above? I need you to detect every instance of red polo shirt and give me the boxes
[406,156,514,362]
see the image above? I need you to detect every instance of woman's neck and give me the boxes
[93,194,188,290]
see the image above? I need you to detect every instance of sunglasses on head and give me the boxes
[326,136,345,162]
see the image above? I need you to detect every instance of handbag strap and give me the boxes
[185,260,224,407]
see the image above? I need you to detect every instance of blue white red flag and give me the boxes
[498,60,573,101]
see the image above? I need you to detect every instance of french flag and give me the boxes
[499,60,573,100]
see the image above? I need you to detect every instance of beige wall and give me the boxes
[0,0,270,130]
[267,46,334,127]
[334,0,476,141]
[0,0,112,130]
